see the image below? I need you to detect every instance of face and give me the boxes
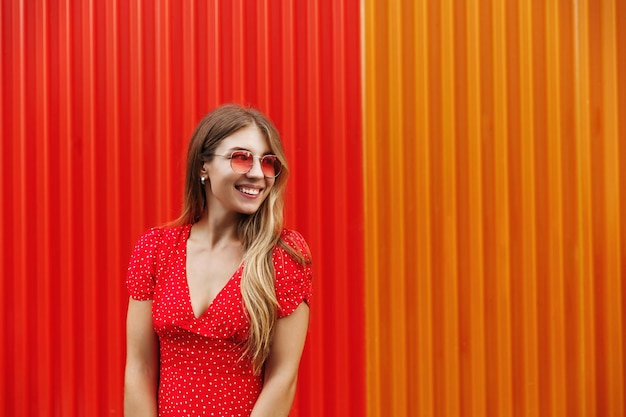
[202,124,276,217]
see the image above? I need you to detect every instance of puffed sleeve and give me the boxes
[126,228,162,301]
[274,229,313,318]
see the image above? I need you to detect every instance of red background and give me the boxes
[0,1,365,415]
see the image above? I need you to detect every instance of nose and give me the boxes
[246,157,265,178]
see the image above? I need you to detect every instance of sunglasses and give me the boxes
[213,150,282,178]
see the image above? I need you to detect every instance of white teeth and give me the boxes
[239,187,260,195]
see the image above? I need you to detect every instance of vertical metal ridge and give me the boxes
[387,1,409,415]
[104,1,124,409]
[81,0,99,411]
[6,2,27,414]
[35,0,53,412]
[599,0,624,413]
[618,0,626,408]
[515,0,539,414]
[181,0,197,136]
[128,0,145,236]
[0,0,7,409]
[463,0,487,415]
[413,1,435,415]
[573,1,596,414]
[491,0,514,414]
[362,0,382,414]
[440,0,461,415]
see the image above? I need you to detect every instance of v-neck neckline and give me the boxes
[184,263,243,319]
[182,223,244,320]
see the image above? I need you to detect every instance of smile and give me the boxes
[237,187,260,196]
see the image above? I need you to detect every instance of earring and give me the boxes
[200,177,206,185]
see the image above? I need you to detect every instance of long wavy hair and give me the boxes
[173,104,307,374]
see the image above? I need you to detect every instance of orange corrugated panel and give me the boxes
[363,0,625,416]
[1,1,364,415]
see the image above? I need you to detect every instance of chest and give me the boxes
[151,246,249,341]
[185,245,243,318]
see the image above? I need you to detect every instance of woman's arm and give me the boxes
[250,303,310,417]
[124,298,159,417]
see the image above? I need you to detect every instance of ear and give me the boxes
[199,161,209,177]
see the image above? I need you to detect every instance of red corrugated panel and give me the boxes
[0,1,364,415]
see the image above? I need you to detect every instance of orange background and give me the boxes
[364,0,625,416]
[2,0,625,416]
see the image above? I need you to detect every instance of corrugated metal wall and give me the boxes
[4,0,626,416]
[363,0,625,416]
[0,1,364,416]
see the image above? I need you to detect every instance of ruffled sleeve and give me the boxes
[273,229,313,318]
[126,228,162,301]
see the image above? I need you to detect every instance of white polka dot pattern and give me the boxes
[126,224,313,416]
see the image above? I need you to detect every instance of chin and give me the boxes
[237,205,263,216]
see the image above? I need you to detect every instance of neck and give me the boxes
[193,210,242,249]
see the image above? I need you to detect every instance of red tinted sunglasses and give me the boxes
[213,150,282,178]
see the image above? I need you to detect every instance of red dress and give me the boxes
[126,224,312,416]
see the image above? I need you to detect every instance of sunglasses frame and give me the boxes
[212,150,282,178]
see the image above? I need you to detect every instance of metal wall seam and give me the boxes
[463,1,487,415]
[34,0,52,414]
[82,0,100,408]
[573,0,596,413]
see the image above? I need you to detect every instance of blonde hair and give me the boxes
[173,104,307,374]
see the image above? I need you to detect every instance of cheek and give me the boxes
[262,182,276,201]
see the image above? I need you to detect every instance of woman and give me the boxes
[124,104,312,416]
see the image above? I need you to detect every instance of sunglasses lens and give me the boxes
[230,151,253,173]
[261,155,281,178]
[228,151,281,177]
